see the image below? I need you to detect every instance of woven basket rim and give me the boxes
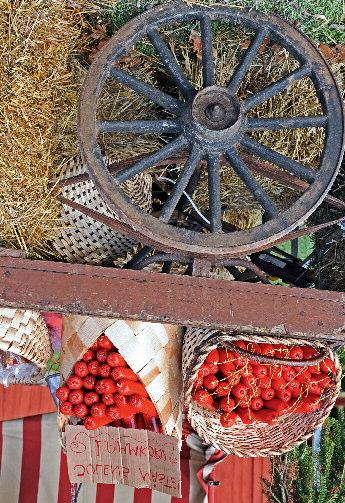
[183,330,342,457]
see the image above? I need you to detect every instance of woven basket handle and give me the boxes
[224,342,328,367]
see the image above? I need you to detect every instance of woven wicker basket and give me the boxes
[58,316,183,450]
[52,156,152,264]
[183,328,341,457]
[0,308,52,384]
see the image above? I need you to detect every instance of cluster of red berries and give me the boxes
[192,342,336,428]
[56,335,161,432]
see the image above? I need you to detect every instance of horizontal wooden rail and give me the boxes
[0,256,344,342]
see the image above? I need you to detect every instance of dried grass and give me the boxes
[0,1,88,257]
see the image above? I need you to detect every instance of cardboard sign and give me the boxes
[65,425,182,497]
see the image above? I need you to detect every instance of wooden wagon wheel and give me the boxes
[78,3,344,260]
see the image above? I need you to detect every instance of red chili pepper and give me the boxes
[234,341,247,350]
[60,401,73,415]
[193,390,217,411]
[96,349,108,363]
[82,350,95,363]
[67,374,83,390]
[107,352,127,368]
[98,335,115,351]
[197,363,214,379]
[254,409,279,425]
[239,363,253,376]
[219,362,235,377]
[259,343,275,357]
[203,374,219,390]
[99,364,111,378]
[142,414,161,432]
[260,388,275,401]
[95,378,117,395]
[312,373,333,389]
[83,375,96,390]
[320,358,335,375]
[235,394,251,408]
[91,403,107,417]
[216,382,231,397]
[272,378,287,391]
[74,361,89,378]
[111,367,138,381]
[268,366,283,380]
[287,380,300,393]
[106,405,138,421]
[90,341,99,351]
[219,396,235,412]
[288,346,304,360]
[308,364,321,375]
[308,384,322,396]
[252,365,268,379]
[117,379,148,397]
[128,395,158,417]
[258,376,272,389]
[282,367,296,382]
[69,389,84,405]
[56,386,70,402]
[122,415,137,429]
[227,374,241,387]
[102,393,115,406]
[114,393,128,406]
[275,389,292,403]
[290,387,302,399]
[218,348,234,363]
[237,407,254,424]
[274,344,289,358]
[84,392,99,406]
[303,347,318,359]
[207,363,219,374]
[84,415,113,430]
[246,342,261,355]
[295,369,311,383]
[193,375,204,390]
[250,397,263,411]
[290,395,320,414]
[205,349,219,364]
[220,411,237,428]
[74,403,89,418]
[241,375,257,387]
[263,399,287,413]
[88,360,100,376]
[231,383,247,400]
[251,386,261,398]
[233,353,248,367]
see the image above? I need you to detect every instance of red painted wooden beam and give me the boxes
[0,256,344,342]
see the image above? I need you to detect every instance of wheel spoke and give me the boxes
[97,119,182,135]
[207,153,222,232]
[110,66,183,115]
[243,65,311,112]
[148,29,196,100]
[246,115,328,131]
[225,147,278,220]
[200,15,215,88]
[116,135,189,183]
[228,29,267,93]
[159,144,204,223]
[240,136,316,183]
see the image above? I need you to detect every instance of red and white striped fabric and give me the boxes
[0,414,226,503]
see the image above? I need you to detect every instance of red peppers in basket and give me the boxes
[117,379,148,397]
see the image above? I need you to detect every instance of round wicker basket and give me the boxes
[183,328,341,457]
[52,156,152,264]
[0,308,52,384]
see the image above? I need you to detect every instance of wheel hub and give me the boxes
[192,86,240,131]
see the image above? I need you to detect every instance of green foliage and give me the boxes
[263,411,345,503]
[99,0,344,44]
